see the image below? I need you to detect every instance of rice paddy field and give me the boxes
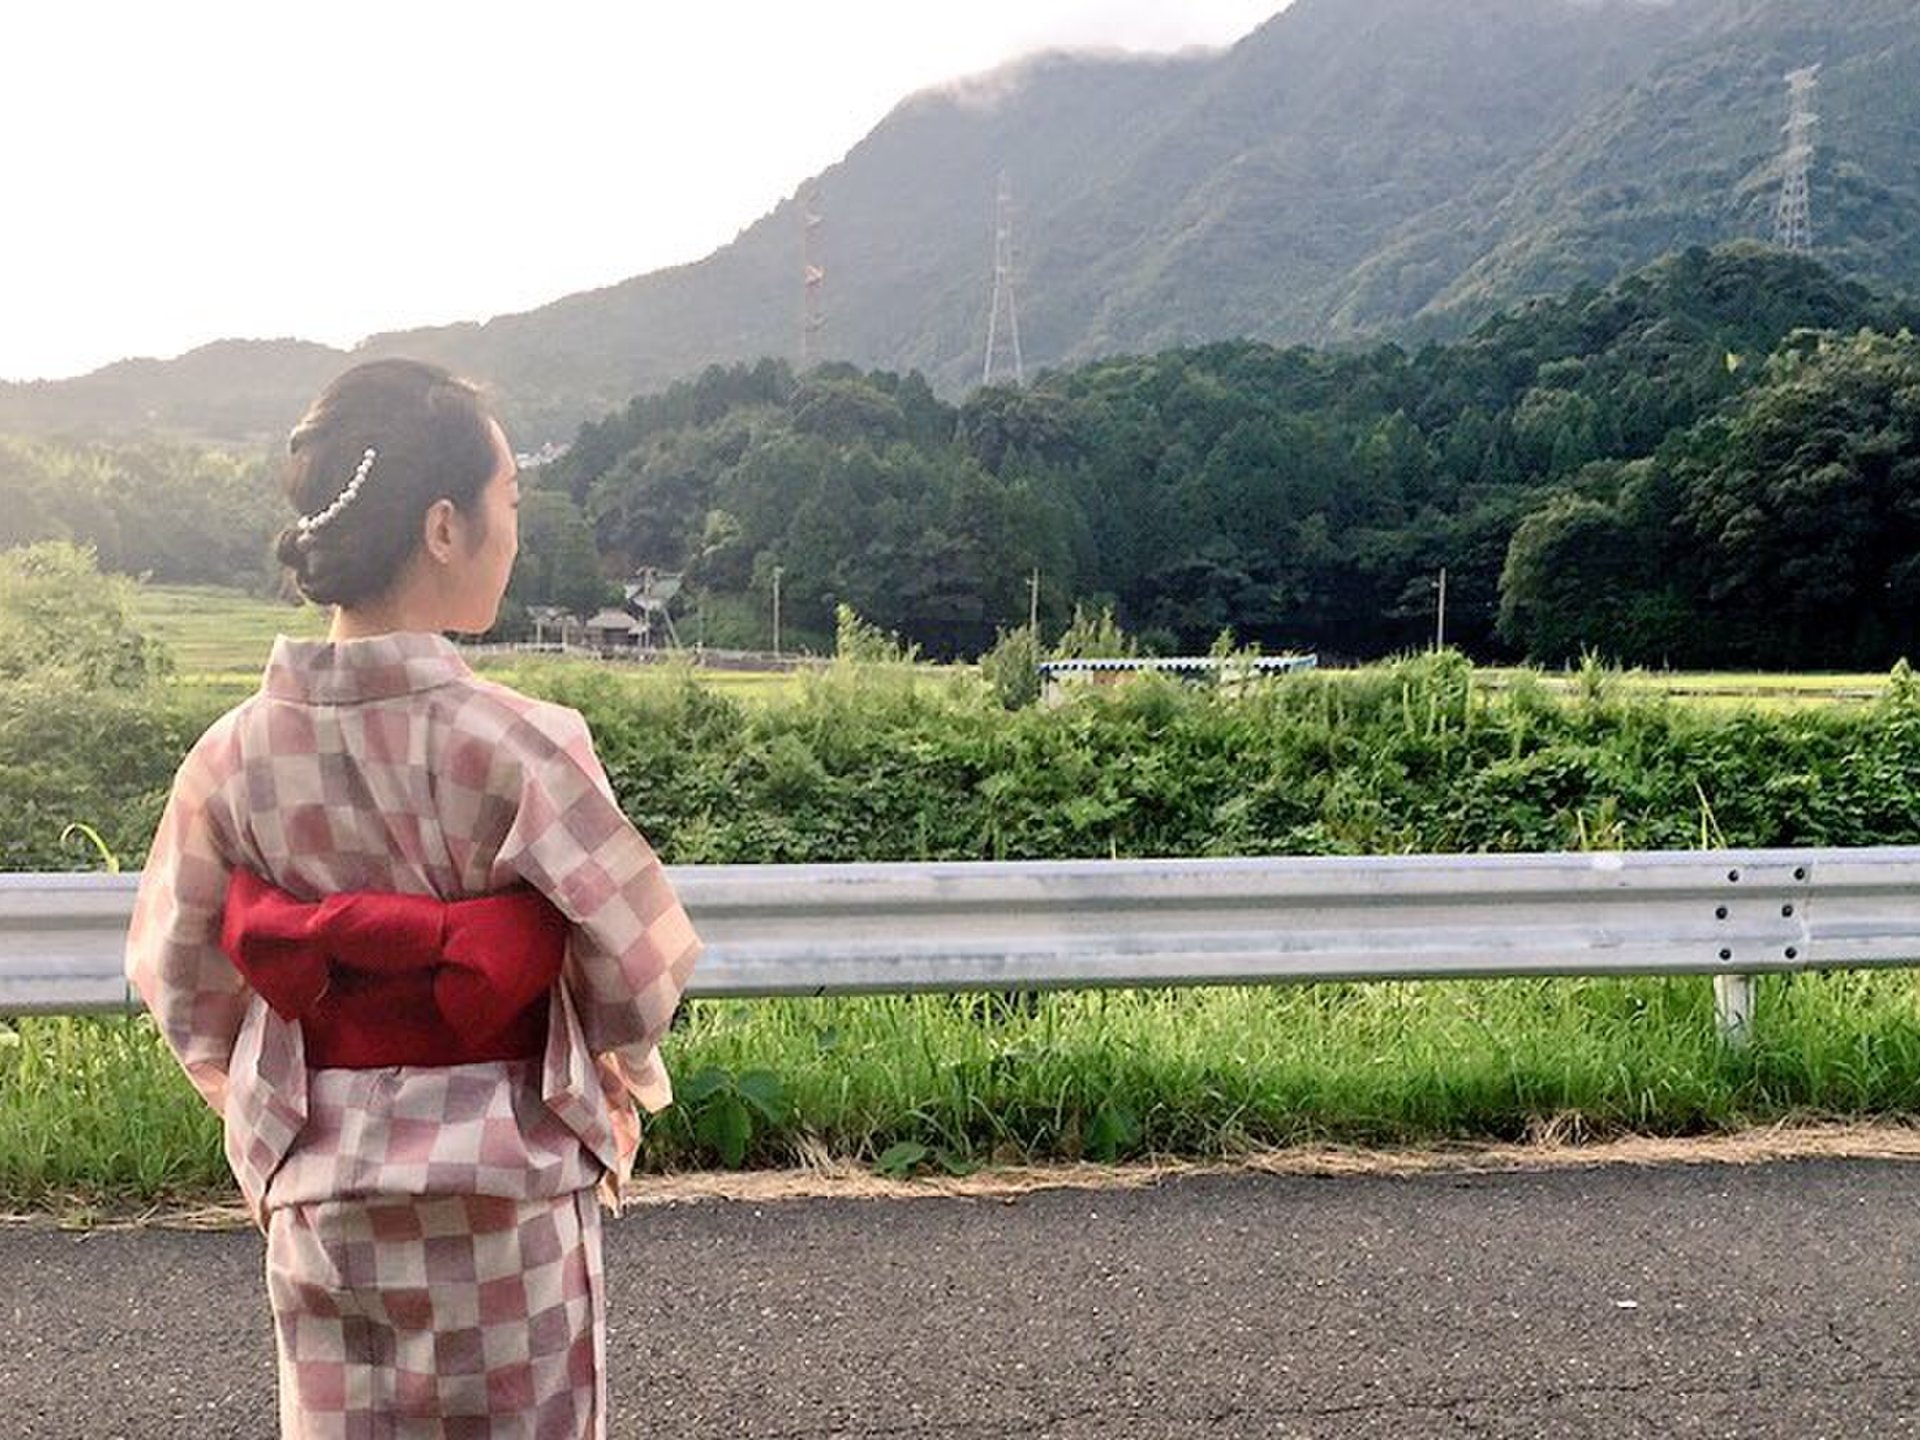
[130,583,329,673]
[4,582,1913,1210]
[1479,668,1889,712]
[127,584,807,703]
[127,583,1892,710]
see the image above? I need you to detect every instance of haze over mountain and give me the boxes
[3,0,1914,444]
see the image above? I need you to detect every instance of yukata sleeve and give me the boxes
[125,719,244,1115]
[499,710,702,1118]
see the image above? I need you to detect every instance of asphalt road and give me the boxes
[4,1159,1917,1438]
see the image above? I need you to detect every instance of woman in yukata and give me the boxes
[126,357,702,1438]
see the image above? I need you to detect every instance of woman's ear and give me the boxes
[421,497,459,565]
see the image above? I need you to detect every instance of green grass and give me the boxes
[129,583,327,674]
[621,973,1920,1164]
[1476,666,1889,712]
[127,582,1889,713]
[470,654,813,704]
[0,1015,225,1203]
[127,583,831,698]
[22,589,1905,1206]
[7,972,1920,1206]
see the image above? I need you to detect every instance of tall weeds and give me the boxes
[9,653,1920,1205]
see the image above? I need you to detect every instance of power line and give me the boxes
[1771,65,1819,255]
[800,185,825,369]
[982,172,1024,386]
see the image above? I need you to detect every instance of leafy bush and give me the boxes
[0,542,201,869]
[15,652,1920,875]
[834,604,920,664]
[20,653,1920,1200]
[0,541,172,689]
[979,625,1042,709]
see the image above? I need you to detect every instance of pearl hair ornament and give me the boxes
[296,447,378,541]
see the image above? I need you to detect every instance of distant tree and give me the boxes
[588,418,753,572]
[0,438,74,551]
[979,624,1044,708]
[957,385,1086,474]
[1052,603,1134,660]
[1354,409,1435,514]
[1511,386,1601,480]
[788,377,908,446]
[508,490,615,618]
[0,437,280,590]
[1677,328,1920,666]
[687,509,753,593]
[0,541,170,688]
[834,604,919,664]
[1497,492,1647,662]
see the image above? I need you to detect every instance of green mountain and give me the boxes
[1341,0,1920,339]
[3,0,1915,443]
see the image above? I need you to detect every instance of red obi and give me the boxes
[219,869,568,1069]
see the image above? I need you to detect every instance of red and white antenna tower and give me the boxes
[800,185,825,369]
[982,172,1024,386]
[1771,66,1818,255]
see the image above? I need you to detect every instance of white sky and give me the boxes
[2,1,1285,383]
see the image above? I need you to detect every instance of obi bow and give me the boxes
[219,869,569,1069]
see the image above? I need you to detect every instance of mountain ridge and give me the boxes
[3,0,1913,444]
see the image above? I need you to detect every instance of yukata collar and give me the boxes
[263,631,473,704]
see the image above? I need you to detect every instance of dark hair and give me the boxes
[274,358,500,607]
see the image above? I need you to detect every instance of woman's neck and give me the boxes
[327,570,450,641]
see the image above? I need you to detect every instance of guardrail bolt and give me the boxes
[1719,947,1733,961]
[1784,946,1799,960]
[1793,866,1808,881]
[1715,905,1729,920]
[1727,869,1742,883]
[1781,903,1794,918]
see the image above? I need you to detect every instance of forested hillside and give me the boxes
[2,0,1914,442]
[539,245,1920,666]
[0,433,281,591]
[6,246,1915,668]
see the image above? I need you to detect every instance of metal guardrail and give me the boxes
[6,849,1920,1038]
[1037,655,1319,676]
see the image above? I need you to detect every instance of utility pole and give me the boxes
[1028,567,1040,634]
[772,565,784,658]
[1435,567,1448,652]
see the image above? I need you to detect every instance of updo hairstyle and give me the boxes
[274,358,500,607]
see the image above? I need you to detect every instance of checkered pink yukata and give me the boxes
[127,632,703,1438]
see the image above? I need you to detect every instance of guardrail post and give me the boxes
[1713,974,1755,1046]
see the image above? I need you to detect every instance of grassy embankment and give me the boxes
[3,585,1916,1209]
[130,583,804,705]
[11,971,1920,1207]
[130,580,1895,710]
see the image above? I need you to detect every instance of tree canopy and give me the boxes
[6,245,1918,671]
[552,245,1920,666]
